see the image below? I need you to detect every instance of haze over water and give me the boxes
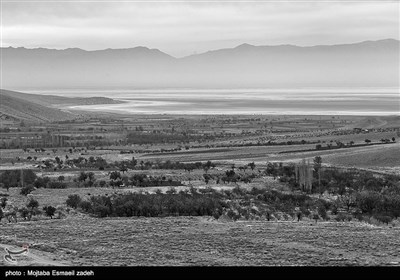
[25,88,399,116]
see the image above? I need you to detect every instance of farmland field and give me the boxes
[0,113,399,267]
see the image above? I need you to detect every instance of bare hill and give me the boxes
[0,89,123,107]
[0,90,76,122]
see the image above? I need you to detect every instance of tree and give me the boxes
[78,171,88,182]
[313,213,320,223]
[43,206,56,219]
[356,191,380,215]
[66,194,82,209]
[58,175,65,182]
[313,156,322,193]
[120,165,128,173]
[18,207,32,221]
[184,165,194,174]
[0,197,8,209]
[0,182,8,192]
[27,198,39,210]
[0,170,37,188]
[203,174,211,184]
[34,176,51,188]
[87,172,95,182]
[248,162,256,171]
[20,184,35,196]
[110,171,121,181]
[339,192,356,212]
[392,137,396,142]
[55,156,61,164]
[130,157,137,168]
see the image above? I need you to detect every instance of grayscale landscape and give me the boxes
[0,0,399,269]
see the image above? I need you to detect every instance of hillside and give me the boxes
[0,89,123,107]
[0,91,77,122]
[1,39,399,89]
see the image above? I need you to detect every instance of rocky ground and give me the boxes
[1,215,399,266]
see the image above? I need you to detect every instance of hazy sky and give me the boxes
[1,0,399,57]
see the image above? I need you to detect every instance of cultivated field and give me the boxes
[0,113,399,267]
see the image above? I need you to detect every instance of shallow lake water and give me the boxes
[24,87,400,115]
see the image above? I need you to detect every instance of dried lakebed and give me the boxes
[1,216,400,266]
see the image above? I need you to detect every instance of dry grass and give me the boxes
[1,215,400,266]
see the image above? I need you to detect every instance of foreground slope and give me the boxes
[1,215,399,266]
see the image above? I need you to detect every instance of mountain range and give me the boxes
[1,39,399,89]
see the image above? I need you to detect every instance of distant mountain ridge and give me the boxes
[2,39,399,89]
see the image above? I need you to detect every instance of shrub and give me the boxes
[317,202,328,220]
[27,198,39,210]
[66,194,82,209]
[356,191,381,215]
[20,185,35,196]
[331,204,338,215]
[18,207,32,220]
[98,180,107,187]
[43,206,56,219]
[46,181,67,189]
[34,177,51,188]
[312,213,320,222]
[1,197,8,208]
[0,169,37,188]
[374,214,393,225]
[335,212,352,222]
[300,206,311,216]
[90,196,113,217]
[226,209,240,221]
[78,201,92,212]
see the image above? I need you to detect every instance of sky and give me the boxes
[1,0,399,58]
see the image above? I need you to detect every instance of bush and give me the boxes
[66,194,82,209]
[374,214,393,225]
[79,191,225,219]
[43,206,56,219]
[20,185,35,196]
[335,212,352,222]
[78,201,92,212]
[331,204,338,215]
[46,181,67,189]
[27,198,39,210]
[0,197,7,208]
[34,176,51,188]
[18,207,32,220]
[226,209,240,221]
[317,202,328,220]
[89,196,113,217]
[0,170,37,188]
[98,180,107,187]
[312,213,320,222]
[356,191,381,214]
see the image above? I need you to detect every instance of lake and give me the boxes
[24,88,399,116]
